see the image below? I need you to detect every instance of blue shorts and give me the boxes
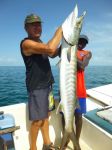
[28,87,50,121]
[75,98,86,114]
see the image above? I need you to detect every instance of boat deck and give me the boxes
[0,84,112,150]
[67,139,92,150]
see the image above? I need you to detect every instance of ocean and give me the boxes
[0,66,112,107]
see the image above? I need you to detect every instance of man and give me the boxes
[20,14,62,150]
[62,35,92,149]
[75,34,92,148]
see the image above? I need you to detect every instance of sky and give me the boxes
[0,0,112,66]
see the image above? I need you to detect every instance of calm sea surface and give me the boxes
[0,66,112,106]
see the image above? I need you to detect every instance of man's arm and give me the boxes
[49,45,61,58]
[77,51,92,70]
[22,27,62,57]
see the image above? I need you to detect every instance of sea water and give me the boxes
[0,66,112,106]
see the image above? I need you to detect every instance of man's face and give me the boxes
[25,22,42,38]
[78,39,87,50]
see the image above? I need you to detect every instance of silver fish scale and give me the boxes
[60,47,77,132]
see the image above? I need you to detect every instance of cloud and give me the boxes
[84,21,112,45]
[104,12,112,19]
[82,17,112,66]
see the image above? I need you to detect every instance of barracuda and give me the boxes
[58,5,86,150]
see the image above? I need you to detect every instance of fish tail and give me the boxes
[60,129,80,150]
[69,131,80,150]
[60,129,69,149]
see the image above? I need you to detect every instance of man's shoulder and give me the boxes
[20,38,28,46]
[77,49,89,55]
[82,49,92,55]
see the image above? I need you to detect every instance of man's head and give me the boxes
[24,14,42,39]
[78,35,89,50]
[24,14,42,25]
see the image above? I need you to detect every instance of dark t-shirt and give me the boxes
[20,38,54,92]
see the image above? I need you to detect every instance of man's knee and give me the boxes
[32,120,44,128]
[75,113,82,123]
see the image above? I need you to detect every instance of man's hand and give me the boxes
[77,51,92,70]
[49,45,61,58]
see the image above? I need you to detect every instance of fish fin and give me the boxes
[56,102,60,114]
[56,102,63,114]
[56,59,61,68]
[67,48,71,62]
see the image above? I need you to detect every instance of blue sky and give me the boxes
[0,0,112,66]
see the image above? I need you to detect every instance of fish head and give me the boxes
[71,10,87,45]
[75,10,86,31]
[62,5,86,46]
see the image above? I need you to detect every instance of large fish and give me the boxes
[57,5,86,150]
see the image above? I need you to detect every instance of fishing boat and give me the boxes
[0,84,112,150]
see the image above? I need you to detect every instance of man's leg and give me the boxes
[75,98,86,148]
[41,116,60,150]
[30,120,43,150]
[28,88,51,150]
[75,113,82,145]
[41,118,51,145]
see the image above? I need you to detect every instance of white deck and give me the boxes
[87,84,112,106]
[0,102,92,150]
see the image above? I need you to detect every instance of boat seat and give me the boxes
[0,126,20,150]
[0,112,20,150]
[0,133,14,150]
[84,109,112,134]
